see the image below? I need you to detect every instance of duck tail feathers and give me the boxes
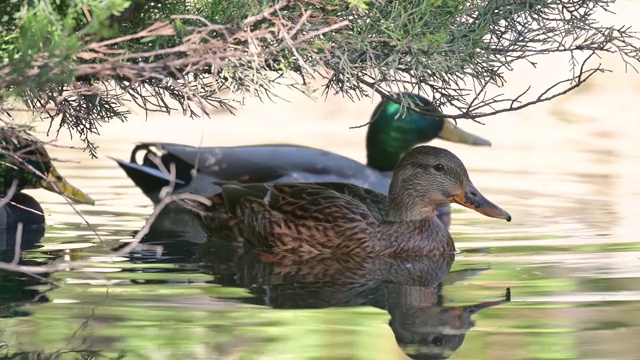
[110,156,186,196]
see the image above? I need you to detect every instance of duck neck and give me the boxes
[0,169,33,195]
[385,193,441,222]
[385,173,444,222]
[366,96,444,172]
[372,217,455,256]
[0,141,50,194]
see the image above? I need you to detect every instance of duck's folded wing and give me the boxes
[220,183,381,252]
[305,182,387,222]
[223,183,379,223]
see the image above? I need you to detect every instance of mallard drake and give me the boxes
[113,94,491,202]
[0,127,95,230]
[182,145,511,257]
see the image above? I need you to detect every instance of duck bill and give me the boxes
[464,288,511,313]
[452,182,511,221]
[39,167,96,205]
[438,119,491,146]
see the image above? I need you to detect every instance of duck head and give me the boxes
[0,127,95,205]
[366,93,491,172]
[386,146,510,222]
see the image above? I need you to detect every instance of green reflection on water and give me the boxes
[2,285,395,359]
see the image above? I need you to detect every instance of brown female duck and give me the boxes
[183,146,511,257]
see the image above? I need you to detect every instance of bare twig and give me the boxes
[11,222,22,266]
[0,179,19,208]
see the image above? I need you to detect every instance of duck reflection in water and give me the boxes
[0,226,51,318]
[388,282,510,359]
[198,248,510,360]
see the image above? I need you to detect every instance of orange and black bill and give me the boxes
[452,182,511,222]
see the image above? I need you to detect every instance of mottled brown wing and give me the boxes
[224,183,382,255]
[308,182,388,222]
[180,190,244,244]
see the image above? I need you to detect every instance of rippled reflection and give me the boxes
[201,248,510,360]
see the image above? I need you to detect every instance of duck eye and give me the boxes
[433,163,445,172]
[431,335,444,346]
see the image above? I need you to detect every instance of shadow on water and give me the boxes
[127,204,206,264]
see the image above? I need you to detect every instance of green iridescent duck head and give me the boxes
[366,93,491,171]
[0,127,95,205]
